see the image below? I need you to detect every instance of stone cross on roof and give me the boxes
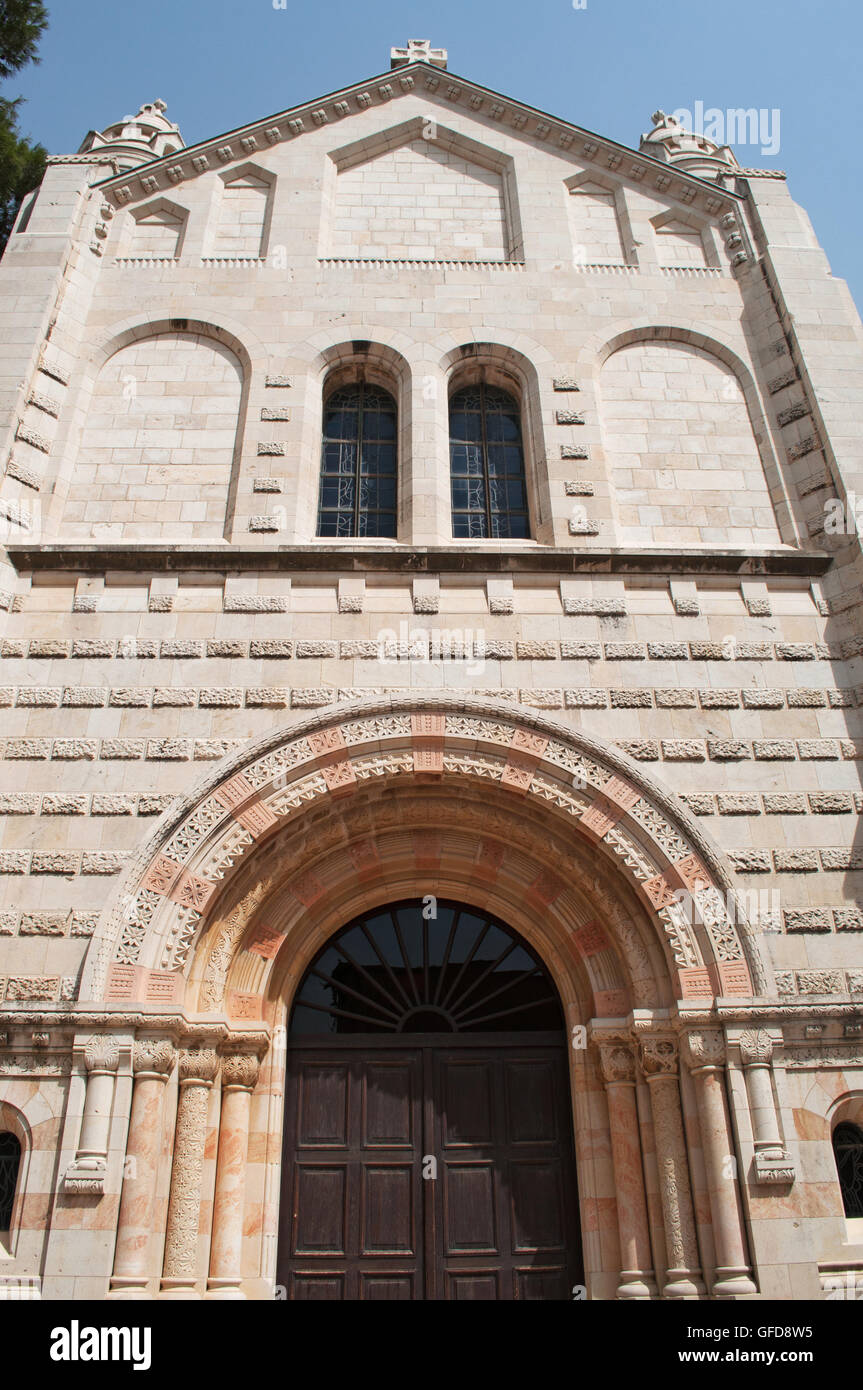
[390,39,448,70]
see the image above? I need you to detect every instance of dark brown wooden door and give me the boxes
[278,1036,581,1300]
[280,1050,423,1300]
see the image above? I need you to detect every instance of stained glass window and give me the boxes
[449,383,529,539]
[833,1122,863,1218]
[317,383,398,538]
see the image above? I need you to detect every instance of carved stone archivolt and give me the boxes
[205,788,667,1020]
[81,696,765,1010]
[199,883,271,1012]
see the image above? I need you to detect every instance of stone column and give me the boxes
[682,1031,757,1298]
[63,1035,120,1193]
[160,1047,220,1299]
[738,1030,795,1184]
[597,1040,656,1299]
[207,1052,260,1300]
[109,1038,176,1298]
[639,1037,705,1299]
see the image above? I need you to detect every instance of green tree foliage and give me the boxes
[0,0,48,80]
[0,0,49,255]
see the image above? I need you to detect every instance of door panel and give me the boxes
[505,1059,558,1142]
[442,1162,499,1253]
[360,1273,415,1300]
[279,1050,423,1300]
[509,1160,567,1252]
[279,1041,581,1300]
[439,1059,495,1145]
[360,1165,415,1253]
[447,1271,500,1300]
[362,1060,416,1148]
[297,1062,350,1146]
[432,1047,579,1299]
[293,1165,347,1253]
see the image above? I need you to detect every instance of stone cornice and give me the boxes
[737,169,787,180]
[682,1001,863,1023]
[0,1008,270,1043]
[89,62,744,222]
[4,543,832,579]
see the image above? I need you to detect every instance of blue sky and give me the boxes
[6,0,862,307]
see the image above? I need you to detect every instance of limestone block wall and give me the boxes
[566,183,626,265]
[328,138,509,261]
[599,340,782,547]
[60,331,245,539]
[0,569,859,1006]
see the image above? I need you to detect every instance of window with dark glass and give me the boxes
[290,900,562,1035]
[0,1132,21,1231]
[317,383,397,538]
[449,383,529,539]
[833,1122,863,1218]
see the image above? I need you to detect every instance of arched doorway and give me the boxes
[277,899,583,1300]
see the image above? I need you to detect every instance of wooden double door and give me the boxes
[278,1035,582,1300]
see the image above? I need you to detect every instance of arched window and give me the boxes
[449,384,529,539]
[833,1122,863,1217]
[317,383,398,538]
[290,900,563,1035]
[0,1132,21,1232]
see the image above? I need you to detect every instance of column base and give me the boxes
[107,1278,151,1300]
[616,1271,657,1300]
[205,1279,247,1300]
[712,1267,758,1299]
[159,1279,202,1300]
[662,1268,706,1299]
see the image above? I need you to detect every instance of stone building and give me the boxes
[0,40,861,1302]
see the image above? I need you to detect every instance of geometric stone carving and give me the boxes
[87,702,762,1017]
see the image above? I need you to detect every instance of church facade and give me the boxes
[0,40,861,1301]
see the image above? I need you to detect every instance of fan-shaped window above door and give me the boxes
[290,900,562,1035]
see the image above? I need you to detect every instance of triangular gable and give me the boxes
[96,62,742,227]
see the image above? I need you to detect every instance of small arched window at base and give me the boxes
[833,1122,863,1218]
[0,1131,22,1234]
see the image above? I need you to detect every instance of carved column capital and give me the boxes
[739,1029,773,1066]
[133,1037,176,1078]
[84,1034,120,1074]
[682,1029,726,1073]
[639,1036,679,1079]
[598,1040,637,1086]
[220,1053,260,1092]
[178,1046,219,1085]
